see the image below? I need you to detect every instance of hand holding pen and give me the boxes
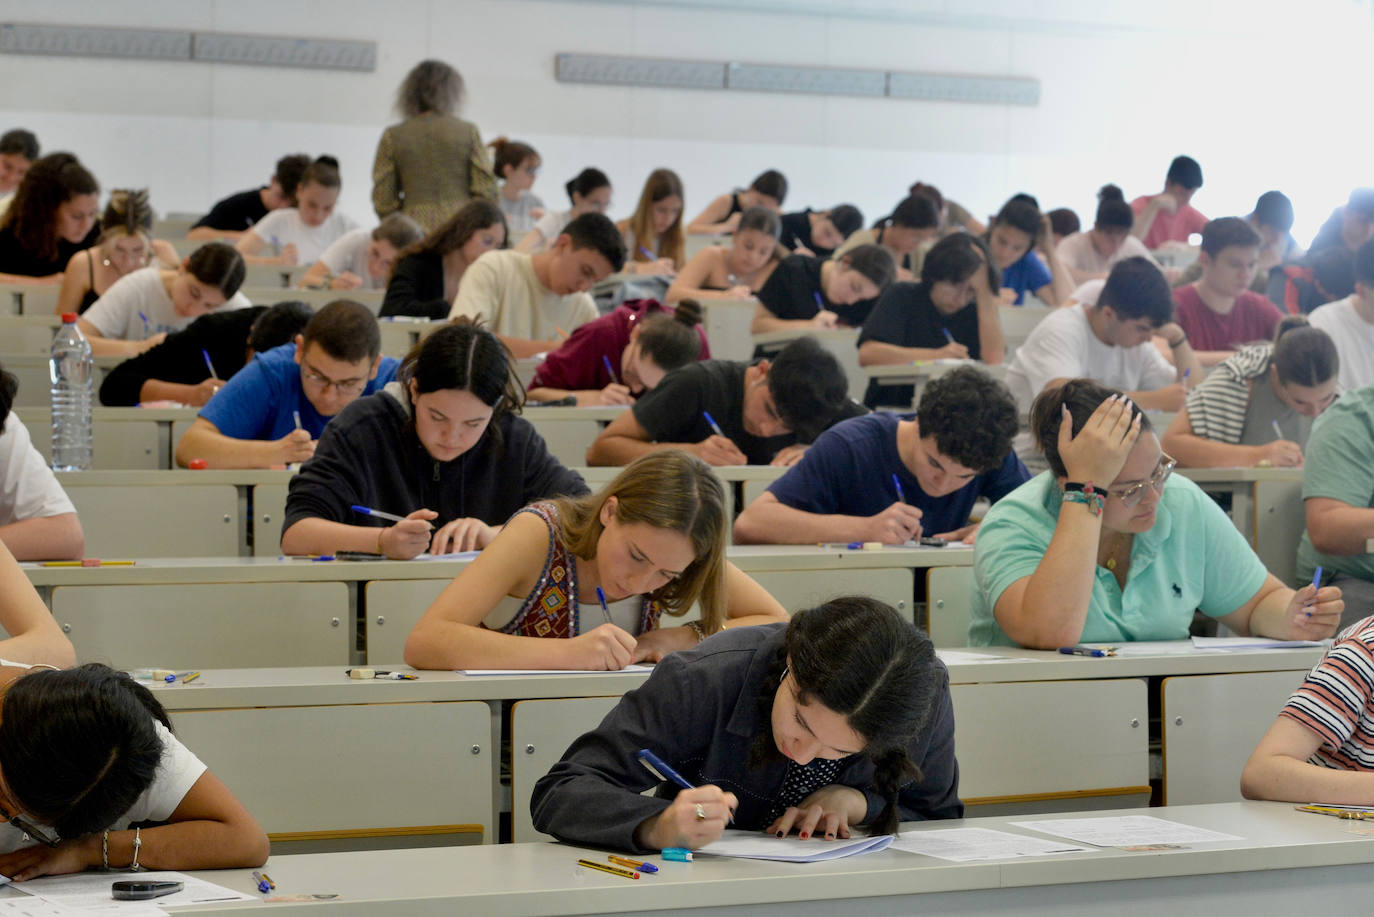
[352,504,438,560]
[696,411,747,466]
[635,749,737,850]
[1285,565,1342,640]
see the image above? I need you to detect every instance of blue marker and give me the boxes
[601,355,619,384]
[892,473,907,504]
[1308,565,1323,618]
[941,327,955,344]
[595,586,613,624]
[813,291,825,311]
[201,349,218,380]
[702,411,725,438]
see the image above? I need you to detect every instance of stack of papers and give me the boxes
[1190,636,1323,651]
[696,830,892,862]
[1010,815,1242,847]
[890,827,1092,862]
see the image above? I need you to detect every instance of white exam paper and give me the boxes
[0,896,105,917]
[458,664,654,676]
[1010,815,1242,847]
[1191,636,1323,650]
[937,651,1035,665]
[889,827,1093,862]
[695,830,892,862]
[17,871,254,914]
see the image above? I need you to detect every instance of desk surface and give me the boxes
[148,644,1321,710]
[1178,467,1304,484]
[166,802,1374,916]
[54,469,294,487]
[21,544,971,586]
[522,405,628,423]
[865,361,1008,381]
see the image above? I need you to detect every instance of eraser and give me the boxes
[348,668,375,680]
[188,458,208,470]
[81,558,100,567]
[661,847,693,862]
[862,542,883,551]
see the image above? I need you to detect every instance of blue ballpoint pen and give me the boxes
[201,349,218,380]
[637,749,734,823]
[1308,565,1322,618]
[602,355,619,384]
[813,291,825,312]
[595,586,613,624]
[138,310,150,338]
[941,327,955,344]
[1059,646,1115,658]
[892,473,906,504]
[702,411,726,438]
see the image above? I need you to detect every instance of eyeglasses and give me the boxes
[301,365,367,396]
[1106,454,1176,508]
[0,801,60,848]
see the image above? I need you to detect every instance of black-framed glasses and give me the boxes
[301,364,367,396]
[1106,454,1177,508]
[0,802,61,848]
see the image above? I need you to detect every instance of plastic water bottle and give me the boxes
[50,313,93,471]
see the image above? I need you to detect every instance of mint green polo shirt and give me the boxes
[969,472,1268,646]
[1297,387,1374,584]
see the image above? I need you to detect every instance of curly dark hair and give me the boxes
[916,365,1017,473]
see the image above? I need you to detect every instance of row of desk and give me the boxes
[121,644,1320,852]
[138,802,1374,916]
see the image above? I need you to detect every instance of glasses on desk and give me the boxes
[1105,454,1176,508]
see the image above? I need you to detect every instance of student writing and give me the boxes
[188,154,310,241]
[515,168,612,255]
[687,170,787,235]
[832,193,940,281]
[236,156,357,266]
[489,137,544,237]
[379,199,507,320]
[666,206,782,304]
[750,244,896,332]
[0,152,98,284]
[618,168,685,276]
[55,189,179,315]
[299,213,423,291]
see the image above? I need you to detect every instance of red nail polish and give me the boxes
[800,832,809,839]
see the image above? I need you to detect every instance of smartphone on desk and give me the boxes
[335,551,386,561]
[919,537,947,547]
[113,880,183,900]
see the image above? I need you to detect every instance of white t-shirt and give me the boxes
[1005,303,1177,416]
[251,208,359,265]
[1056,232,1157,276]
[0,719,206,853]
[529,208,574,251]
[318,228,384,290]
[448,250,597,344]
[499,191,545,237]
[0,413,75,526]
[83,267,252,340]
[1309,295,1374,392]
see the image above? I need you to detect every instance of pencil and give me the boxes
[577,858,639,879]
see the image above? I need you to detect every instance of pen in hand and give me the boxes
[702,411,726,438]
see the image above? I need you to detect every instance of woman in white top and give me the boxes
[0,365,83,561]
[489,137,544,237]
[514,167,611,254]
[299,213,423,292]
[55,189,178,315]
[236,156,358,266]
[78,243,250,357]
[1056,185,1158,286]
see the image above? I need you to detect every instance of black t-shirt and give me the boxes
[99,307,268,406]
[0,224,98,277]
[630,360,796,465]
[857,281,982,407]
[379,252,447,319]
[778,209,815,252]
[192,188,269,232]
[756,254,876,328]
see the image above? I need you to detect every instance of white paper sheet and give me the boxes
[0,896,108,917]
[889,827,1093,862]
[937,651,1036,665]
[17,871,254,914]
[1010,815,1242,847]
[1191,636,1323,650]
[458,664,654,676]
[412,551,481,561]
[1081,641,1207,657]
[695,830,892,862]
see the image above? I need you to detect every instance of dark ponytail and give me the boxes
[185,242,246,298]
[1272,316,1338,387]
[399,318,523,452]
[564,168,610,203]
[634,301,703,373]
[1095,184,1133,231]
[0,664,169,840]
[301,156,341,191]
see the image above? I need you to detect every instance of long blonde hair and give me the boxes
[622,168,685,269]
[549,450,727,631]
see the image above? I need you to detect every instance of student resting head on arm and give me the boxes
[1172,217,1283,366]
[0,129,38,197]
[586,336,856,468]
[0,365,83,562]
[530,596,962,852]
[188,152,310,241]
[667,206,783,304]
[750,244,896,333]
[300,212,423,292]
[777,204,863,258]
[0,152,98,284]
[527,299,707,406]
[281,319,588,558]
[0,664,267,881]
[380,199,508,320]
[98,301,313,408]
[489,137,544,236]
[175,299,399,469]
[1242,615,1374,806]
[515,167,612,255]
[236,156,356,266]
[404,449,788,672]
[77,242,249,358]
[1162,317,1338,469]
[969,378,1343,648]
[833,193,940,281]
[736,366,1026,547]
[985,196,1073,306]
[56,189,179,316]
[618,168,685,276]
[858,233,1003,408]
[449,212,625,358]
[687,169,788,235]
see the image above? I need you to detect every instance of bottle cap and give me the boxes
[187,459,208,470]
[60,312,78,323]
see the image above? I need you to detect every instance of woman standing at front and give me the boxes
[372,59,497,233]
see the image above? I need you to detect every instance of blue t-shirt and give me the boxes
[199,343,399,441]
[766,412,1029,536]
[1000,249,1052,305]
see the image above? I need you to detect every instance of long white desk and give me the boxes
[160,802,1374,915]
[5,353,125,407]
[864,361,1008,407]
[16,406,194,470]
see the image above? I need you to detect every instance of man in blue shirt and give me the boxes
[733,366,1028,545]
[175,300,399,469]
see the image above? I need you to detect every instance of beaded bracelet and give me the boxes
[1062,489,1105,516]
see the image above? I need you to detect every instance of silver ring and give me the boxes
[694,804,706,821]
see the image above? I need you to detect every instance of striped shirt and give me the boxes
[1279,615,1374,771]
[1183,343,1273,444]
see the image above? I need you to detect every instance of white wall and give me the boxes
[0,0,1367,242]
